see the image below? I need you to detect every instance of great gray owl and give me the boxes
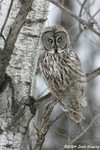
[39,26,87,123]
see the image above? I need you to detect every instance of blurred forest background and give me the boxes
[36,0,100,149]
[0,0,100,150]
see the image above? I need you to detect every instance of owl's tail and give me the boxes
[59,101,84,123]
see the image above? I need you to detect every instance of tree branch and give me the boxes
[34,99,57,150]
[48,0,100,37]
[35,93,52,108]
[79,0,87,32]
[86,67,100,82]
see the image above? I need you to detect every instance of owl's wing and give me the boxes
[70,51,87,107]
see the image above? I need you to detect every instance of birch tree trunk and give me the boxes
[0,0,49,150]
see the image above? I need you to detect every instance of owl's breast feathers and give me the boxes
[39,50,86,101]
[39,51,86,90]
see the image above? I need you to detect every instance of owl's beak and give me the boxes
[54,45,58,53]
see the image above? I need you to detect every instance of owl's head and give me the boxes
[41,26,71,54]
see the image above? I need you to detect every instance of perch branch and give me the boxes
[86,67,100,82]
[34,99,57,150]
[34,92,52,108]
[48,0,100,37]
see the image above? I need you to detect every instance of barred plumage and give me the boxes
[39,26,87,123]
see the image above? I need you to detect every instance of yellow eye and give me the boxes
[57,37,62,42]
[48,38,53,43]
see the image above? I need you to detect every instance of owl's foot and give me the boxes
[68,111,83,123]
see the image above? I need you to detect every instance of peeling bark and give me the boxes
[0,0,49,149]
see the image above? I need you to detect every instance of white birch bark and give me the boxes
[0,0,49,149]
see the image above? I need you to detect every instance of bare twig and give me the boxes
[34,99,57,150]
[48,0,100,37]
[86,67,100,82]
[70,113,100,144]
[77,0,100,32]
[49,112,64,126]
[89,9,100,22]
[79,0,87,32]
[48,0,85,24]
[79,0,87,18]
